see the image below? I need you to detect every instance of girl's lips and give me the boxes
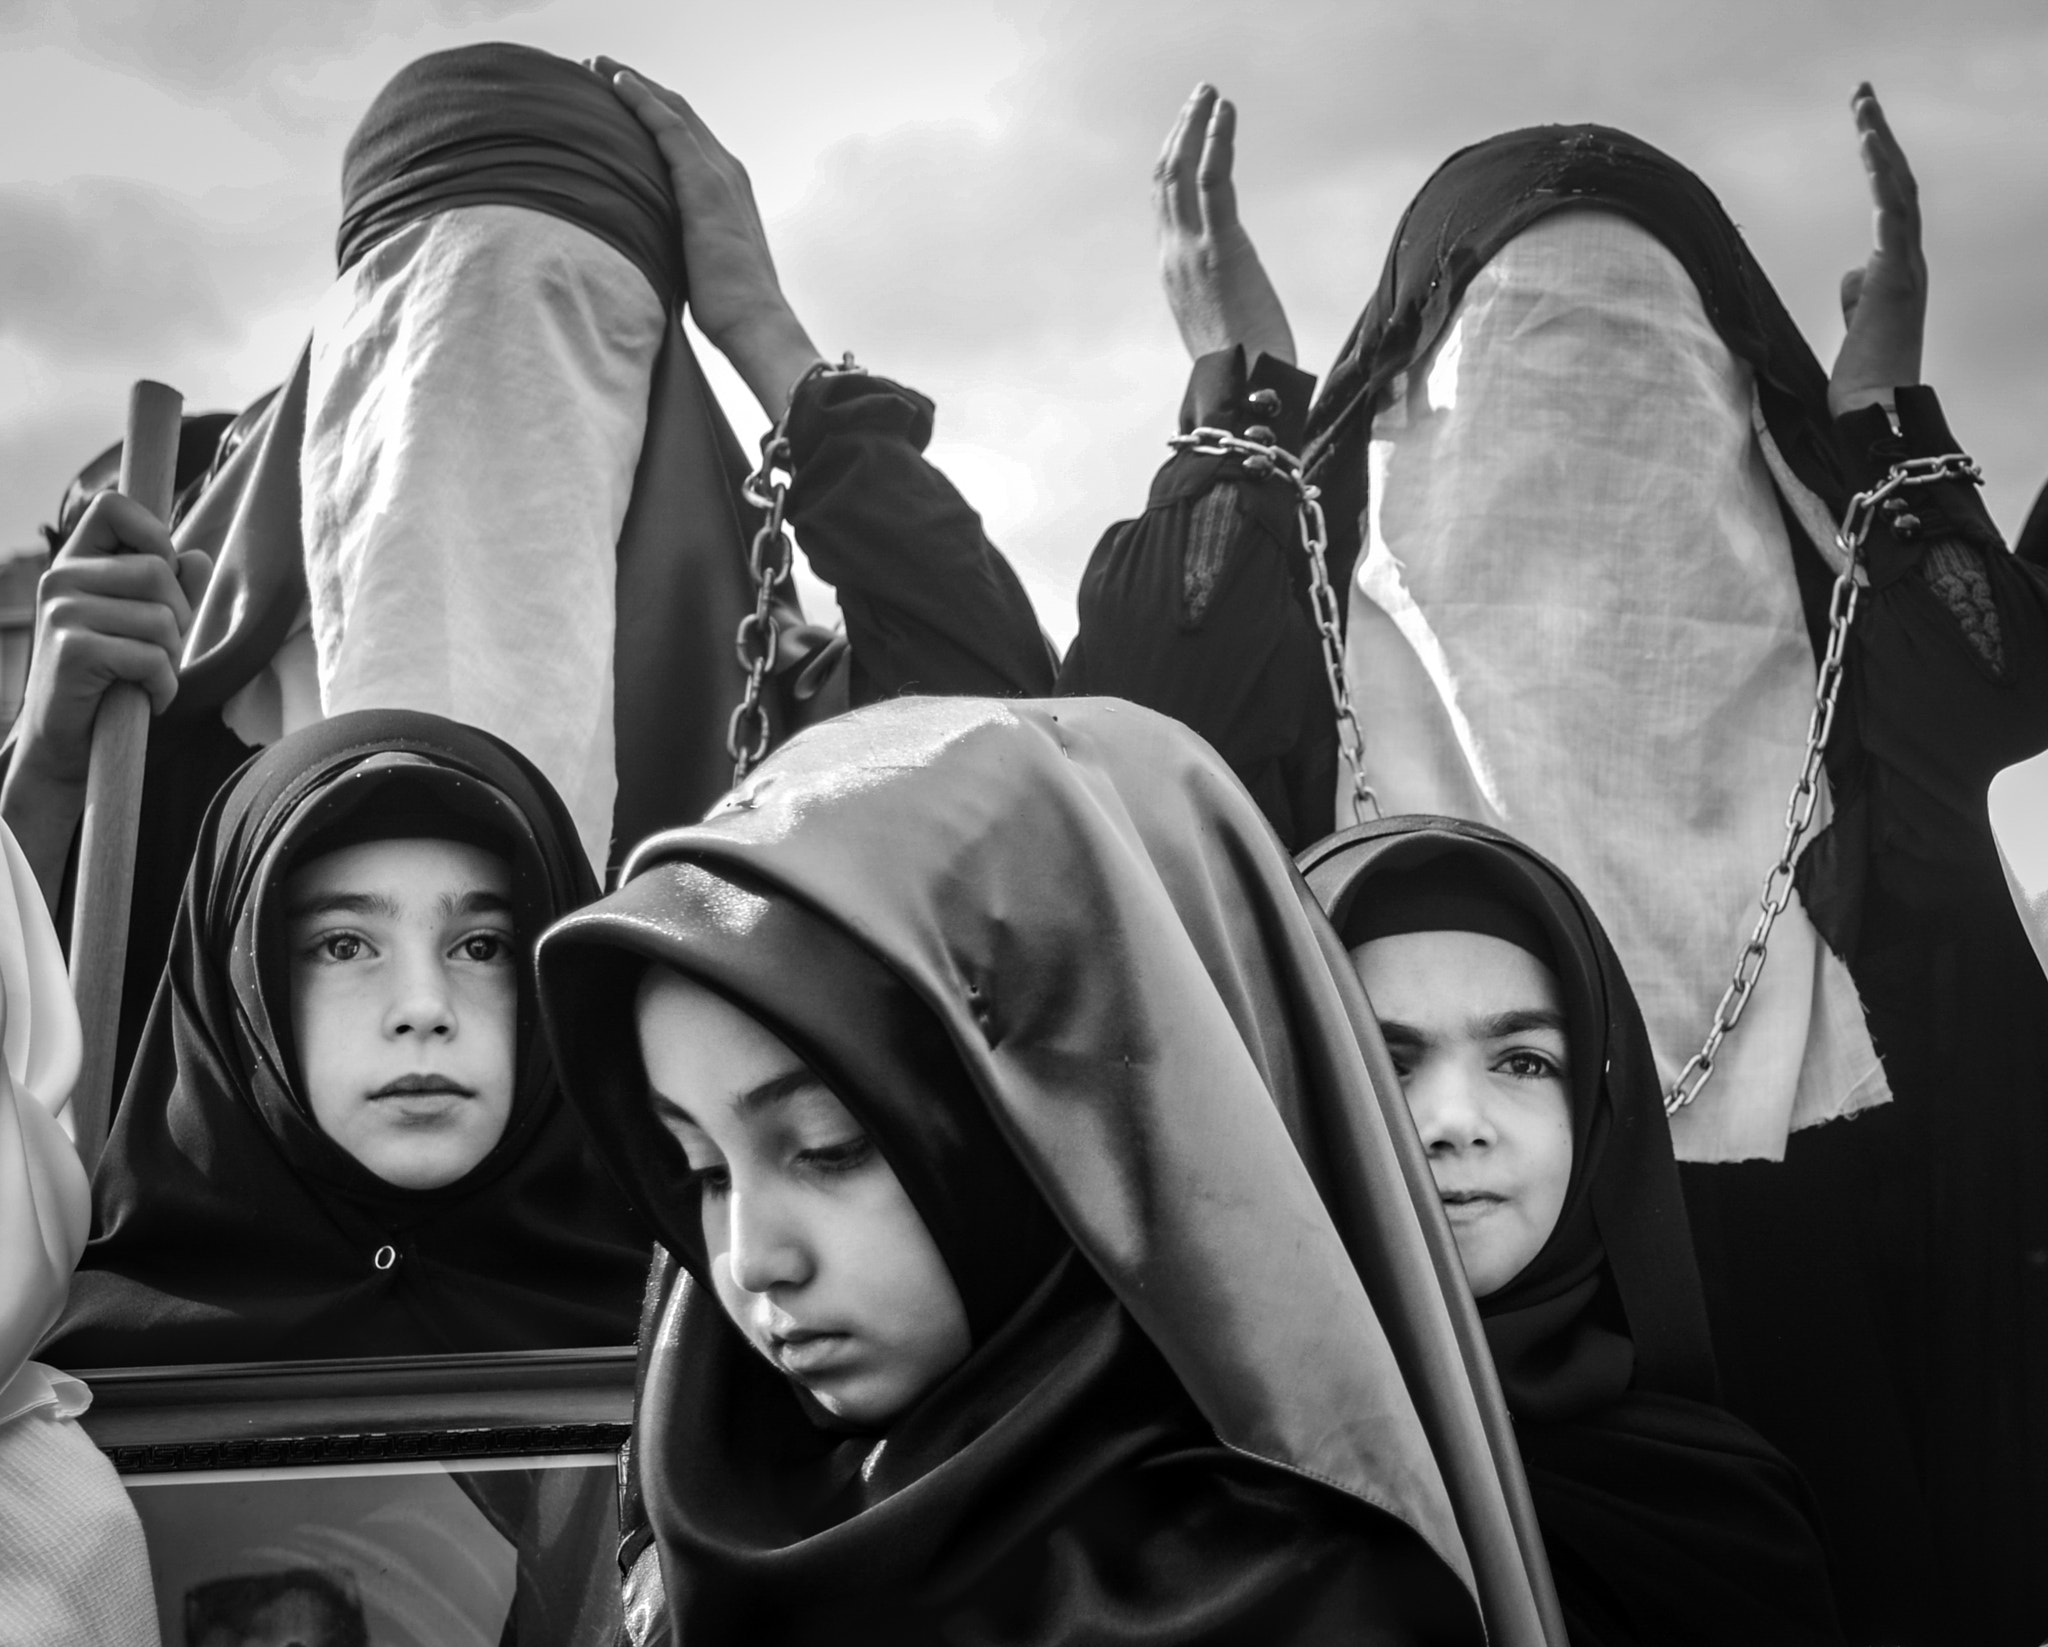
[770,1330,854,1376]
[1440,1190,1507,1217]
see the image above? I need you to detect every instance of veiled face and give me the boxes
[636,968,971,1428]
[1350,930,1574,1297]
[286,838,517,1190]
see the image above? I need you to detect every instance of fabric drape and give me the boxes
[1300,816,1844,1647]
[536,696,1543,1645]
[169,42,774,872]
[1308,173,1882,1162]
[0,817,158,1645]
[45,710,648,1368]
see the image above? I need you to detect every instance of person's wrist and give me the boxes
[7,724,88,797]
[719,304,825,419]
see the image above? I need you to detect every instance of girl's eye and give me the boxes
[317,933,365,963]
[1500,1049,1560,1081]
[691,1164,732,1198]
[458,932,513,963]
[798,1135,874,1176]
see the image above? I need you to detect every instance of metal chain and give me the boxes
[727,354,860,784]
[1666,450,1983,1115]
[1169,425,1381,822]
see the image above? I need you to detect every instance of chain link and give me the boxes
[1666,450,1983,1115]
[727,355,860,784]
[1170,426,1381,822]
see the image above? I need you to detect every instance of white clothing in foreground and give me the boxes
[300,203,666,872]
[0,821,157,1645]
[1346,210,1887,1162]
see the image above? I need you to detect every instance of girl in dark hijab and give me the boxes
[534,695,1566,1646]
[1300,816,1844,1647]
[44,710,649,1368]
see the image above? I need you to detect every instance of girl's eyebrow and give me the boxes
[651,1065,823,1130]
[1474,1007,1568,1039]
[440,888,514,918]
[287,889,400,920]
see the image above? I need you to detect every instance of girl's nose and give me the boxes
[724,1184,812,1296]
[1409,1060,1496,1155]
[385,949,457,1041]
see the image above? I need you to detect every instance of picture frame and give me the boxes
[74,1347,635,1647]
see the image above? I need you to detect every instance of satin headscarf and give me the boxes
[535,697,1584,1641]
[170,43,770,871]
[1301,817,1845,1646]
[1303,129,1886,1162]
[46,710,648,1369]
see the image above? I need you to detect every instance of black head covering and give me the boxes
[43,410,237,550]
[168,43,782,866]
[537,696,1537,1645]
[46,710,650,1368]
[1301,816,1844,1646]
[1301,124,1847,664]
[337,42,681,303]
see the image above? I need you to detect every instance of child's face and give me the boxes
[635,968,971,1429]
[1350,930,1573,1298]
[286,837,517,1190]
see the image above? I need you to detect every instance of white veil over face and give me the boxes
[1346,210,1887,1162]
[226,202,667,875]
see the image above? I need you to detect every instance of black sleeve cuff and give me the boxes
[1179,347,1317,453]
[1834,385,2000,582]
[785,368,938,465]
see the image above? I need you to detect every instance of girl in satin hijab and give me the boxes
[0,816,157,1644]
[534,695,1552,1647]
[45,710,649,1368]
[1301,817,1843,1647]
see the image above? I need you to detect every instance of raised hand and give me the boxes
[594,56,824,416]
[1154,85,1295,368]
[1828,83,1925,418]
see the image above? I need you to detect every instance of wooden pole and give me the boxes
[68,380,182,1170]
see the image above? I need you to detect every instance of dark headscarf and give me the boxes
[1301,124,1847,666]
[166,43,785,867]
[45,710,649,1368]
[1301,817,1844,1647]
[535,696,1563,1646]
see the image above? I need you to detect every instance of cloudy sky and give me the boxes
[3,0,2044,644]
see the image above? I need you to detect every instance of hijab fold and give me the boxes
[46,710,648,1369]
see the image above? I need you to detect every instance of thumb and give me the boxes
[1838,267,1865,328]
[175,547,213,614]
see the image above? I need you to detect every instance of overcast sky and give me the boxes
[3,0,2044,644]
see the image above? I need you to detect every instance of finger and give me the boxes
[175,548,213,617]
[1198,98,1240,238]
[43,552,193,629]
[1152,94,1195,227]
[46,590,186,658]
[57,492,176,569]
[1839,268,1865,327]
[53,633,181,716]
[1852,85,1918,212]
[1165,86,1215,234]
[612,64,712,143]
